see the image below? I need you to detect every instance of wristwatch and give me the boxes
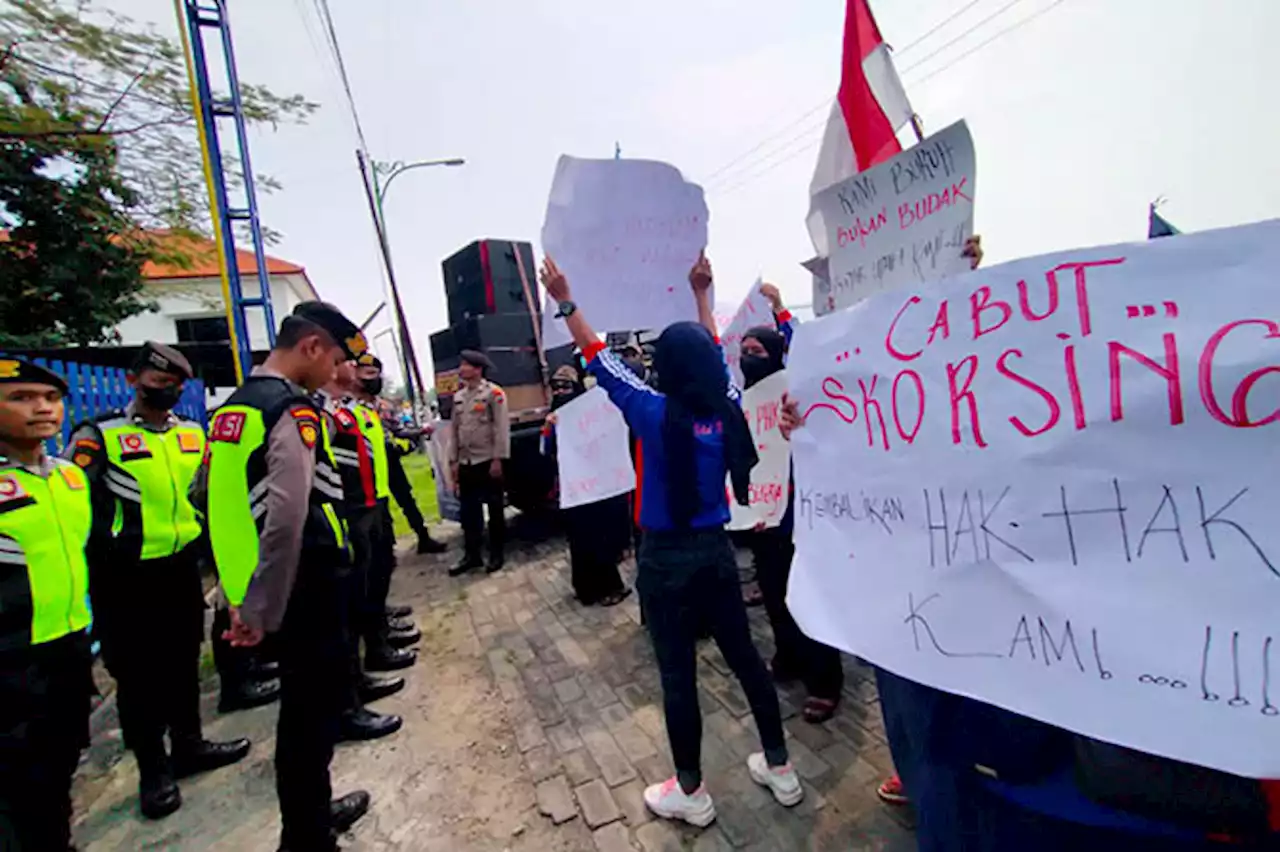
[555,300,578,319]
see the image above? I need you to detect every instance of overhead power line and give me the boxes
[906,0,1069,86]
[311,0,372,156]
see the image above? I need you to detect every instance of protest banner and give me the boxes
[728,371,792,531]
[717,279,773,387]
[554,386,635,509]
[541,155,709,348]
[811,120,975,316]
[786,219,1280,778]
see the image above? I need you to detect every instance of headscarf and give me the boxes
[740,326,786,389]
[550,364,585,411]
[652,321,758,527]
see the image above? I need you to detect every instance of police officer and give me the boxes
[449,350,510,576]
[379,395,448,558]
[0,359,95,850]
[316,359,408,740]
[68,342,251,820]
[205,303,371,851]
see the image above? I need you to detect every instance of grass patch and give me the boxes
[388,452,442,539]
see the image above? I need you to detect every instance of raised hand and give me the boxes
[760,282,783,312]
[962,234,983,270]
[540,257,571,302]
[689,250,713,293]
[778,393,805,441]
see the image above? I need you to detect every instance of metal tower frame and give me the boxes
[174,0,276,385]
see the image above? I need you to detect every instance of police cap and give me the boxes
[356,353,383,371]
[0,358,69,395]
[459,349,494,374]
[288,301,368,360]
[132,341,193,380]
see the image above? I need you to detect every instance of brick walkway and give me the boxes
[73,528,916,851]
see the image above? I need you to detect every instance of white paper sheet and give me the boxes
[554,387,635,509]
[811,120,975,315]
[727,371,792,531]
[541,156,709,347]
[786,219,1280,778]
[717,280,774,389]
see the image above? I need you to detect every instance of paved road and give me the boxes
[72,528,916,851]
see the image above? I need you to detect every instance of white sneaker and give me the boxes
[643,776,717,827]
[747,753,804,807]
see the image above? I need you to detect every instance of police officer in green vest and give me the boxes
[205,302,371,852]
[67,342,251,820]
[0,359,95,850]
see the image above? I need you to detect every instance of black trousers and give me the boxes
[458,461,504,561]
[752,532,845,701]
[638,528,787,784]
[275,544,348,851]
[565,496,629,605]
[387,451,426,535]
[370,502,397,620]
[0,633,93,852]
[95,546,206,765]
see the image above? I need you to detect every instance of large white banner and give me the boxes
[541,156,709,347]
[812,120,975,316]
[555,387,635,510]
[787,220,1280,778]
[728,371,792,531]
[427,421,461,522]
[717,280,773,388]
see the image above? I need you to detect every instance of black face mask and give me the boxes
[739,353,774,388]
[139,384,181,411]
[360,377,384,396]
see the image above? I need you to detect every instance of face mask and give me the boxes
[139,384,181,411]
[360,377,384,396]
[739,353,773,387]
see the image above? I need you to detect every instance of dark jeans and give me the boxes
[638,528,787,789]
[566,495,629,605]
[275,546,347,852]
[459,461,504,561]
[96,548,206,764]
[388,451,426,535]
[0,633,92,852]
[752,532,844,701]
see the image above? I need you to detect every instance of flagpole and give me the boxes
[910,113,925,144]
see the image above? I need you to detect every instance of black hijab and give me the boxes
[652,321,758,527]
[550,364,585,411]
[740,325,786,389]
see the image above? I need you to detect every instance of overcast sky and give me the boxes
[112,0,1280,380]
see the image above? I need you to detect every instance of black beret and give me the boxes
[132,341,193,380]
[0,357,68,395]
[459,349,494,372]
[291,301,368,360]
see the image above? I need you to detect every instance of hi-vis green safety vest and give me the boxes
[355,403,390,501]
[206,377,346,608]
[96,415,206,561]
[0,459,93,651]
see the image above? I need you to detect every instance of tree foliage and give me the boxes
[0,0,316,346]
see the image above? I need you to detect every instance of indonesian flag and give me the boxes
[806,0,914,256]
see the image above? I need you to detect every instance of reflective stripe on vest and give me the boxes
[100,419,206,560]
[356,404,390,500]
[0,462,93,647]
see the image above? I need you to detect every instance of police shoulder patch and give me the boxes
[74,437,101,452]
[291,406,320,449]
[72,452,94,469]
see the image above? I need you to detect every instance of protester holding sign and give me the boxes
[739,309,846,725]
[542,365,632,608]
[539,252,803,827]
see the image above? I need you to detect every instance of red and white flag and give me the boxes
[806,0,914,256]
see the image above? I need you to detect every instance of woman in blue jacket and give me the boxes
[539,254,803,827]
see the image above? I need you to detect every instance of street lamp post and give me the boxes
[354,152,464,410]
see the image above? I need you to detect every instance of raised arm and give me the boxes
[690,251,717,338]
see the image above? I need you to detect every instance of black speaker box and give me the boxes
[441,240,540,327]
[452,314,538,353]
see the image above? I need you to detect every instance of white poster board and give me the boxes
[811,120,975,315]
[541,156,709,347]
[728,371,792,531]
[717,280,774,388]
[555,387,635,509]
[786,219,1280,778]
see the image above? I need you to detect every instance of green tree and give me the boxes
[0,0,315,346]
